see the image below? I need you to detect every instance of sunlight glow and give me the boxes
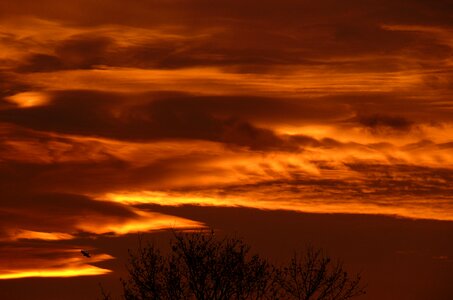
[0,252,114,280]
[0,266,111,280]
[5,92,50,108]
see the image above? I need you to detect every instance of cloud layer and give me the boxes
[0,0,452,287]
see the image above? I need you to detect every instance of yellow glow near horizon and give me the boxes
[0,253,114,280]
[0,266,111,280]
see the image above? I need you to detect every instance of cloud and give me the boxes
[105,162,453,221]
[16,35,114,72]
[15,54,64,73]
[1,3,452,77]
[0,243,113,279]
[357,113,414,134]
[0,191,201,241]
[1,90,452,151]
[0,90,321,150]
[0,0,452,290]
[0,72,34,104]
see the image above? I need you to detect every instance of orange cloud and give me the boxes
[8,230,74,241]
[0,265,110,280]
[4,91,49,108]
[0,1,452,292]
[101,190,453,222]
[0,246,113,280]
[75,208,203,235]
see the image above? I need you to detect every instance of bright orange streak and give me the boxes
[103,191,453,222]
[75,209,203,235]
[104,191,242,207]
[0,266,111,279]
[0,253,114,280]
[10,230,74,241]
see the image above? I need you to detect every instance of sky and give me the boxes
[0,0,452,299]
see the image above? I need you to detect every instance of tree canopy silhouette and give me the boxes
[278,247,365,300]
[109,230,365,300]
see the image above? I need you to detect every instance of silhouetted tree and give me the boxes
[111,231,365,300]
[121,231,278,300]
[277,247,365,300]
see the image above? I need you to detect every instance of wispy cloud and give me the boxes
[0,0,452,283]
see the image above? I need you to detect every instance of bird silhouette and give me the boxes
[81,250,91,258]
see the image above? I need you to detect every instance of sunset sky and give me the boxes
[0,1,452,299]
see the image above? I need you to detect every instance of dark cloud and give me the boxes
[401,139,436,151]
[16,35,114,72]
[170,162,453,209]
[2,90,452,151]
[15,54,64,73]
[439,141,453,149]
[0,191,139,241]
[1,192,135,218]
[332,92,453,126]
[0,147,229,194]
[0,90,343,150]
[1,0,453,28]
[55,35,113,67]
[3,89,452,144]
[0,159,132,194]
[357,114,414,134]
[0,90,125,137]
[3,0,451,73]
[10,22,448,73]
[0,72,33,103]
[343,163,453,198]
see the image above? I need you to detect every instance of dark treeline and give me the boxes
[101,230,365,300]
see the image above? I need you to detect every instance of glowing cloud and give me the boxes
[5,92,50,108]
[0,249,113,280]
[9,230,74,241]
[75,208,203,235]
[103,190,453,222]
[0,265,111,280]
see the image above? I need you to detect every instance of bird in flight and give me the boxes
[81,250,91,258]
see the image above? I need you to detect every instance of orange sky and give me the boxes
[0,1,452,299]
